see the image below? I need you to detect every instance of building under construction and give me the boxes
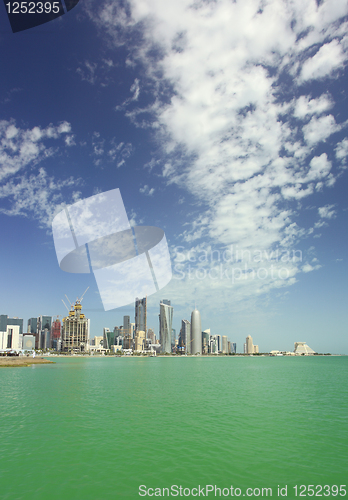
[62,299,89,353]
[51,317,61,350]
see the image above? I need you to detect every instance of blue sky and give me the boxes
[1,0,348,353]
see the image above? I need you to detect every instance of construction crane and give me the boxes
[62,299,70,313]
[65,294,73,308]
[78,286,89,303]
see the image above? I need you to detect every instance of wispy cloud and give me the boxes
[0,167,82,229]
[0,120,81,228]
[139,184,155,196]
[0,119,73,182]
[318,204,336,219]
[89,0,348,312]
[91,133,133,167]
[76,59,117,86]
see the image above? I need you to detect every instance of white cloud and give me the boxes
[302,115,340,146]
[305,154,332,181]
[65,135,76,147]
[293,94,334,119]
[335,138,348,163]
[299,40,345,82]
[0,119,73,183]
[89,0,348,312]
[318,204,336,219]
[302,263,321,273]
[0,168,81,228]
[139,184,155,196]
[76,60,98,84]
[0,120,80,228]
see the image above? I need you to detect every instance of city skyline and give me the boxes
[1,1,348,354]
[0,304,333,355]
[0,289,342,354]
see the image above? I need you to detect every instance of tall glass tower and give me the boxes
[135,298,147,335]
[191,308,202,355]
[180,319,191,354]
[159,300,173,353]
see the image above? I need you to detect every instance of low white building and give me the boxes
[0,325,20,351]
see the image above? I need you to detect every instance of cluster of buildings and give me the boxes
[0,296,237,356]
[0,298,90,354]
[177,311,236,355]
[0,295,317,356]
[94,299,237,355]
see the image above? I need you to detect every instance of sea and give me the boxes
[0,355,347,499]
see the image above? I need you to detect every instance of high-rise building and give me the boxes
[222,335,228,354]
[51,318,61,350]
[180,320,191,354]
[135,330,146,352]
[0,324,20,350]
[216,334,222,353]
[62,300,89,352]
[191,308,202,355]
[135,297,147,335]
[113,326,124,338]
[147,328,155,344]
[122,315,132,349]
[27,318,37,335]
[0,315,23,336]
[202,329,210,354]
[171,328,176,352]
[103,327,111,349]
[123,316,130,335]
[209,335,218,354]
[159,300,173,353]
[246,335,254,354]
[231,342,237,354]
[37,316,52,350]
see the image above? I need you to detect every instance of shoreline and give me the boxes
[0,357,55,368]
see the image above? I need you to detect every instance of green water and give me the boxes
[0,356,347,499]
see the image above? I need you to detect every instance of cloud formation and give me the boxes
[0,120,81,228]
[89,0,348,310]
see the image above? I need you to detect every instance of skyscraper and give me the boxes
[191,308,202,355]
[180,319,191,354]
[171,328,176,352]
[0,315,23,335]
[135,298,147,334]
[62,300,89,352]
[216,334,222,353]
[159,300,173,353]
[147,328,155,344]
[51,318,61,350]
[123,316,130,336]
[37,315,52,350]
[222,335,228,354]
[246,335,253,354]
[27,317,37,335]
[103,327,112,349]
[202,330,210,354]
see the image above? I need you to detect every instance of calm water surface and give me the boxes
[0,356,347,499]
